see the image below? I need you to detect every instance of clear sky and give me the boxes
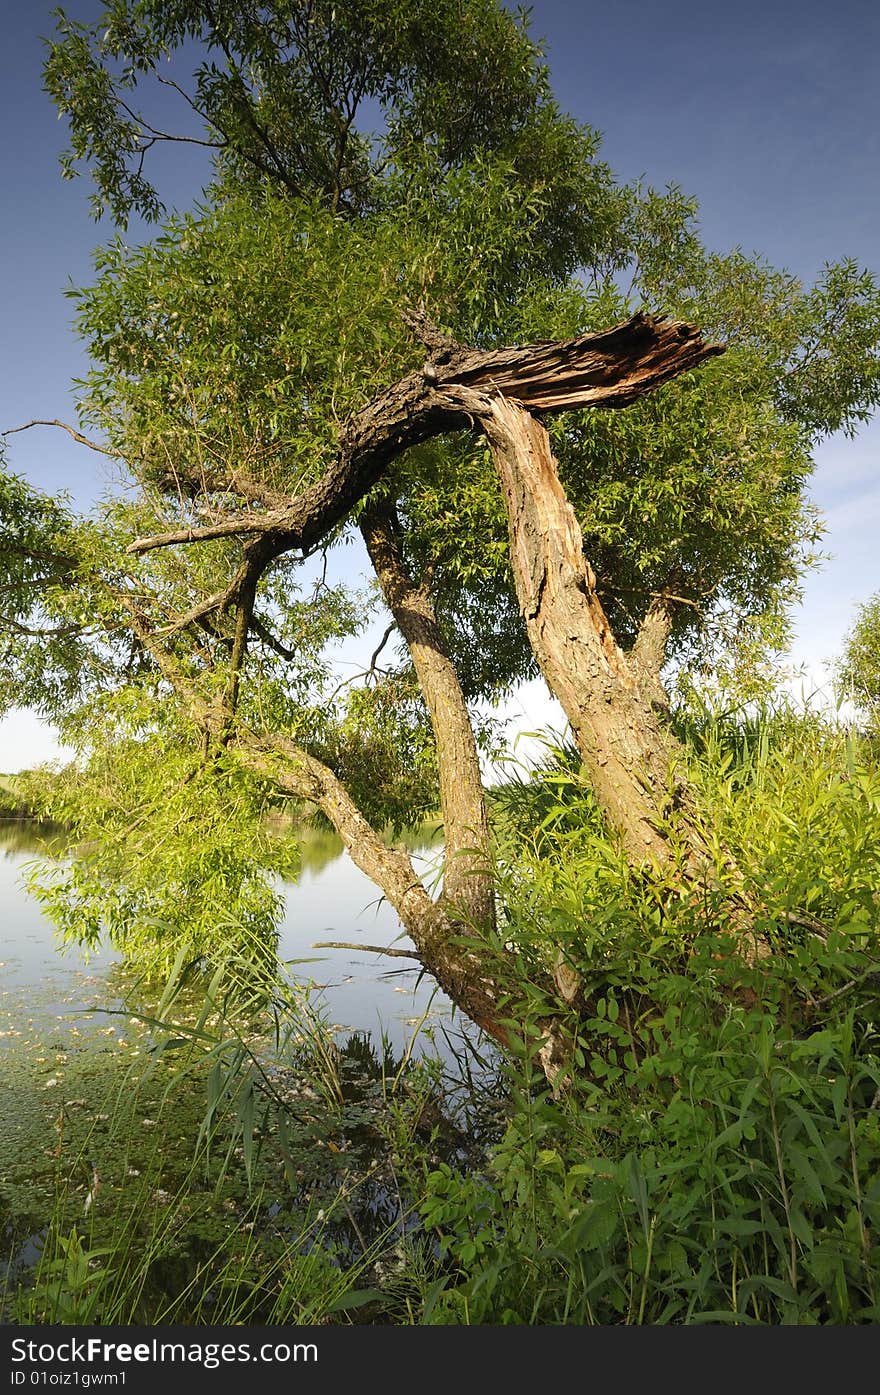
[1,0,878,769]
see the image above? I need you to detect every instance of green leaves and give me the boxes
[839,591,880,734]
[0,455,109,717]
[43,0,613,238]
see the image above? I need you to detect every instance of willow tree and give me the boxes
[839,592,880,734]
[4,0,880,1043]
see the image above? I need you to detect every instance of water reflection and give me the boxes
[0,818,450,1051]
[0,819,480,1321]
[0,818,68,858]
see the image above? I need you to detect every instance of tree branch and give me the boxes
[3,420,124,458]
[250,612,296,661]
[149,461,291,510]
[367,619,396,676]
[127,314,724,559]
[312,941,421,960]
[630,595,675,677]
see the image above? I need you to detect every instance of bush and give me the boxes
[413,709,880,1324]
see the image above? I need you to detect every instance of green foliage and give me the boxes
[43,0,619,253]
[839,592,880,733]
[9,710,880,1326]
[0,457,102,714]
[10,0,872,808]
[39,1,880,717]
[7,0,879,1331]
[22,709,293,976]
[61,177,880,710]
[407,711,880,1324]
[419,1003,880,1324]
[490,707,880,993]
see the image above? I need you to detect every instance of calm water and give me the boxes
[0,822,452,1053]
[0,822,469,1308]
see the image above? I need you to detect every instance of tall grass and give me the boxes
[407,705,880,1324]
[6,707,880,1325]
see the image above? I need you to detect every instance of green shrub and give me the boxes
[414,709,880,1324]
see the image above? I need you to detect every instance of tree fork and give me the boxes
[475,392,711,874]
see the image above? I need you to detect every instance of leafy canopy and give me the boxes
[839,592,880,732]
[3,0,879,967]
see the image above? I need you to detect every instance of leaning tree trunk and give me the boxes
[360,499,495,930]
[119,598,517,1041]
[473,393,709,874]
[232,732,517,1043]
[123,313,732,1053]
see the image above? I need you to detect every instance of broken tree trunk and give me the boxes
[471,392,710,873]
[127,314,722,561]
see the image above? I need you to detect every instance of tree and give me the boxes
[839,592,880,733]
[4,0,880,1052]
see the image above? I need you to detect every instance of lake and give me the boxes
[1,820,468,1312]
[0,820,453,1054]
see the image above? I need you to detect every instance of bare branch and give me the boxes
[159,536,280,636]
[250,612,296,661]
[115,93,227,150]
[221,565,258,722]
[367,619,396,676]
[401,306,462,361]
[160,585,233,636]
[0,615,90,638]
[312,940,421,960]
[128,512,280,554]
[605,584,702,612]
[3,420,124,458]
[150,462,290,510]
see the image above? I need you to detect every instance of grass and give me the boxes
[5,709,880,1324]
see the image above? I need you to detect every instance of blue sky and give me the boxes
[1,0,878,767]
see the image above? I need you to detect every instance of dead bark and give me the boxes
[360,499,495,931]
[127,313,722,560]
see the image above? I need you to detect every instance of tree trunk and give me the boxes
[476,394,708,873]
[121,597,515,1040]
[629,595,674,713]
[360,500,495,930]
[233,731,514,1043]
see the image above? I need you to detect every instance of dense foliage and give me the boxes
[7,712,880,1325]
[2,0,880,1328]
[840,591,880,734]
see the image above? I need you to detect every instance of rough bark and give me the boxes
[127,313,722,560]
[629,596,675,713]
[360,500,495,930]
[475,393,708,872]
